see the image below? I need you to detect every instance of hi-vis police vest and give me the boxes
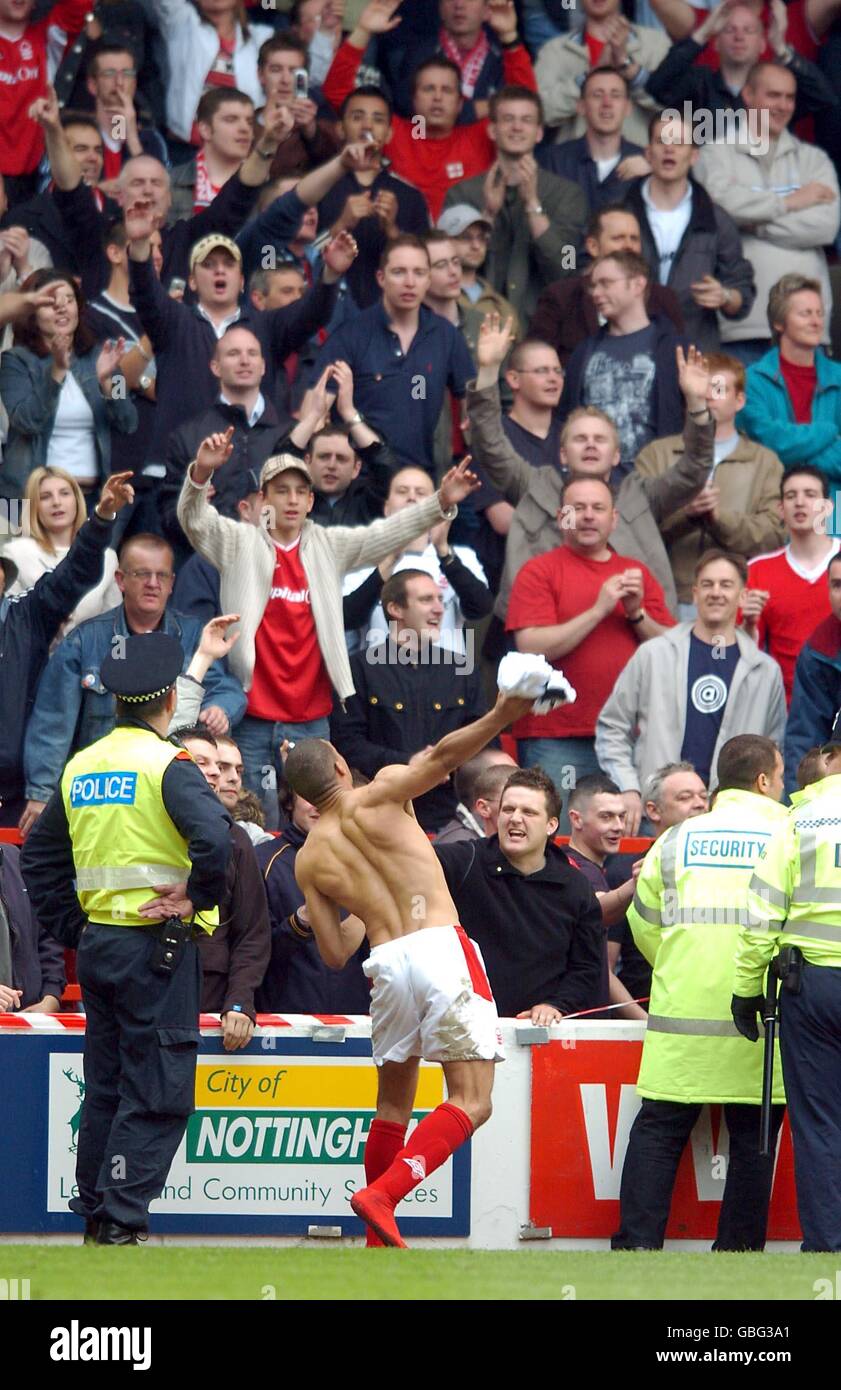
[628,788,788,1105]
[736,772,841,996]
[61,725,218,932]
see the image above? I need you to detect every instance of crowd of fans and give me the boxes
[3,0,841,1037]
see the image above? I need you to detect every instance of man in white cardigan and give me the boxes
[178,429,479,822]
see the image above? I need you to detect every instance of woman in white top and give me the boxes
[2,466,122,642]
[155,0,275,144]
[0,270,138,504]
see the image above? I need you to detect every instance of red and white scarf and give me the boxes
[193,148,222,213]
[439,27,490,99]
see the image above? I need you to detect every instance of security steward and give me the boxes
[21,633,232,1245]
[613,735,788,1251]
[732,717,841,1252]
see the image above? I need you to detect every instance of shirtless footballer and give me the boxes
[285,688,536,1249]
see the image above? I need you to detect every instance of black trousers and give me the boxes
[612,1097,785,1251]
[779,964,841,1252]
[71,922,201,1231]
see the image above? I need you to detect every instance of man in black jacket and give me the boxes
[160,325,290,551]
[645,0,837,126]
[434,767,605,1020]
[620,114,755,352]
[174,726,270,1051]
[0,472,131,827]
[330,568,487,834]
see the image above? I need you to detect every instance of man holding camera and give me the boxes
[21,632,232,1246]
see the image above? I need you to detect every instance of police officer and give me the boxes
[21,632,232,1245]
[612,735,788,1251]
[732,718,841,1252]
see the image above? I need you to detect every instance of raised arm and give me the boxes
[361,689,534,807]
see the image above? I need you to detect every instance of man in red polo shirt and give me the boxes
[323,0,536,219]
[506,473,674,831]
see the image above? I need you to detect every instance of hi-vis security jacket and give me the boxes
[628,788,788,1104]
[735,772,841,996]
[59,724,227,930]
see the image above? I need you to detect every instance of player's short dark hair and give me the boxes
[473,762,517,808]
[411,56,462,98]
[693,549,748,585]
[488,84,543,123]
[258,31,308,68]
[585,202,640,244]
[797,746,826,791]
[172,726,218,749]
[379,234,430,271]
[500,768,561,823]
[567,772,622,813]
[381,568,434,621]
[103,218,128,251]
[339,84,393,120]
[196,87,254,126]
[309,425,357,456]
[780,463,829,499]
[716,735,780,793]
[285,738,340,807]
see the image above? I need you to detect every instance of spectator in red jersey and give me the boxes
[168,88,256,221]
[741,465,837,705]
[85,43,168,185]
[0,0,89,208]
[505,472,675,831]
[323,0,537,219]
[648,0,822,66]
[784,553,841,791]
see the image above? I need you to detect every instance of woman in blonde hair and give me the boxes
[1,467,120,640]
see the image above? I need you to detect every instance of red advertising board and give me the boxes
[530,1038,801,1240]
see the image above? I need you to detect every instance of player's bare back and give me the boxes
[295,778,459,947]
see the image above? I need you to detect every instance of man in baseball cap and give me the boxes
[436,204,520,333]
[189,234,243,275]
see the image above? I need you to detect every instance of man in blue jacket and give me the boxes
[0,471,132,828]
[784,554,841,793]
[19,531,246,837]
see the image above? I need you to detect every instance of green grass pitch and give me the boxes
[3,1247,834,1301]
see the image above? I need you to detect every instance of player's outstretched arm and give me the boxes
[363,692,533,808]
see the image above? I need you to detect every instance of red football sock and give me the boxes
[363,1119,406,1247]
[369,1103,474,1206]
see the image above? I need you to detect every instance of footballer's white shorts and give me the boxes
[363,924,505,1067]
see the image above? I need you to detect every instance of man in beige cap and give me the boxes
[178,434,481,824]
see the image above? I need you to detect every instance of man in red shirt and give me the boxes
[323,0,536,219]
[741,465,838,704]
[506,472,674,831]
[0,0,88,204]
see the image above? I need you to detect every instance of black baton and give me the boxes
[759,962,779,1157]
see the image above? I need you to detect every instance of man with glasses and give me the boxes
[19,533,246,837]
[442,84,586,321]
[559,248,687,478]
[437,203,520,334]
[85,43,168,183]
